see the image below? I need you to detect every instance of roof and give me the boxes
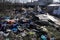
[48,4,60,6]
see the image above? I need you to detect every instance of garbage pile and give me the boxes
[0,7,59,40]
[0,12,51,40]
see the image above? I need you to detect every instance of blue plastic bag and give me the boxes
[41,35,47,40]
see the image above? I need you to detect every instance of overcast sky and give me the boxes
[6,0,38,3]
